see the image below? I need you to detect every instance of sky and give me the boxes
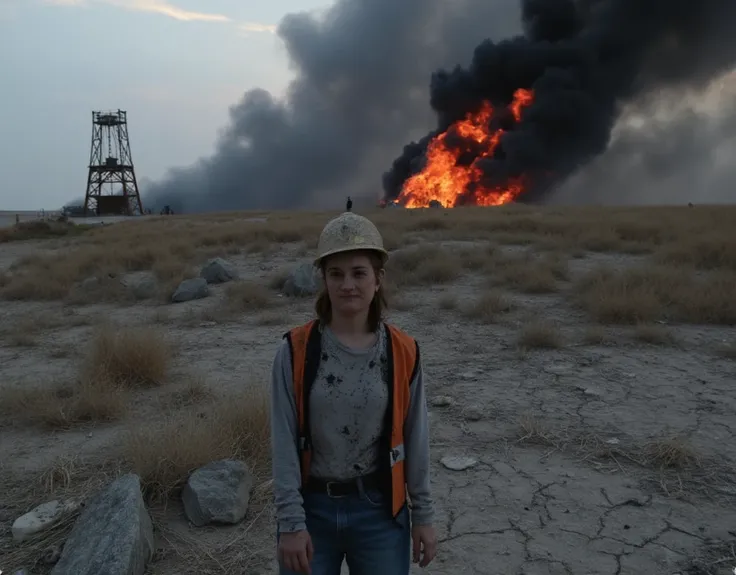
[1,0,734,212]
[0,0,328,210]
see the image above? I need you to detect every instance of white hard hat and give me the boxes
[314,212,388,267]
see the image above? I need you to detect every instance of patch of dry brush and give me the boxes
[575,265,736,325]
[2,204,735,307]
[122,386,270,500]
[0,325,172,429]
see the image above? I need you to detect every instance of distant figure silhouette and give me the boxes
[346,196,353,212]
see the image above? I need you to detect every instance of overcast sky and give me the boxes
[0,0,327,210]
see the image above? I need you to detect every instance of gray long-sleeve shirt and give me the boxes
[270,324,434,533]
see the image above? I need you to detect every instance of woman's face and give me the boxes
[323,251,383,317]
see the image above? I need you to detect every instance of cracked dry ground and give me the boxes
[406,328,736,575]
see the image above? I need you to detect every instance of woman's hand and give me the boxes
[411,524,438,567]
[278,530,314,574]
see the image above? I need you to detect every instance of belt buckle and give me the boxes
[325,481,344,498]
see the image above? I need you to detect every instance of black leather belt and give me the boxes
[304,472,383,497]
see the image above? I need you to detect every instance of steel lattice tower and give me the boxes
[83,110,143,216]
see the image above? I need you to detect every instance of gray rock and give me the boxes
[200,257,238,284]
[171,277,209,303]
[51,474,154,575]
[182,460,253,527]
[283,262,322,297]
[121,272,157,300]
[80,277,99,290]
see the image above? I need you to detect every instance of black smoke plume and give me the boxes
[382,0,736,205]
[143,0,522,213]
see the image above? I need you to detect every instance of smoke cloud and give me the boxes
[383,0,736,205]
[144,0,523,212]
[553,71,736,205]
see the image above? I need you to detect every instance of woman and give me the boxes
[270,211,438,574]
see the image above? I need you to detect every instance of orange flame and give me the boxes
[396,88,534,208]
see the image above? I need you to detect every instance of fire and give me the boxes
[397,88,534,208]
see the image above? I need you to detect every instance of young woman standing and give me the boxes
[270,211,437,574]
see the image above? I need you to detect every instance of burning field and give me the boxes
[381,0,736,210]
[1,204,736,574]
[394,88,534,208]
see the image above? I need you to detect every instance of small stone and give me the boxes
[12,500,78,542]
[431,396,454,407]
[441,456,478,471]
[463,405,484,421]
[544,364,574,376]
[200,258,238,284]
[42,543,63,565]
[460,371,477,380]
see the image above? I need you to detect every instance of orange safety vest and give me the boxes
[284,319,419,519]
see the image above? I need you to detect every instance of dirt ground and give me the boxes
[1,205,735,575]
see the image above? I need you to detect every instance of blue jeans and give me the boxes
[277,487,411,575]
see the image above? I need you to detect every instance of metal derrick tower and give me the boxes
[83,109,143,216]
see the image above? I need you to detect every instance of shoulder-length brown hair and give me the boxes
[315,250,387,332]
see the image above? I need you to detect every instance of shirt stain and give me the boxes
[308,325,388,480]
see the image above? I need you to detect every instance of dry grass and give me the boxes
[266,268,291,292]
[122,386,270,500]
[641,437,702,470]
[517,414,705,474]
[256,310,290,326]
[158,376,214,411]
[517,321,564,350]
[463,290,514,323]
[0,312,93,347]
[1,205,735,305]
[655,232,736,271]
[582,326,615,346]
[65,274,137,305]
[0,325,172,429]
[632,323,677,345]
[451,244,498,271]
[0,219,94,243]
[488,252,569,294]
[575,265,736,325]
[387,245,463,286]
[82,325,172,387]
[0,380,128,429]
[224,280,279,312]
